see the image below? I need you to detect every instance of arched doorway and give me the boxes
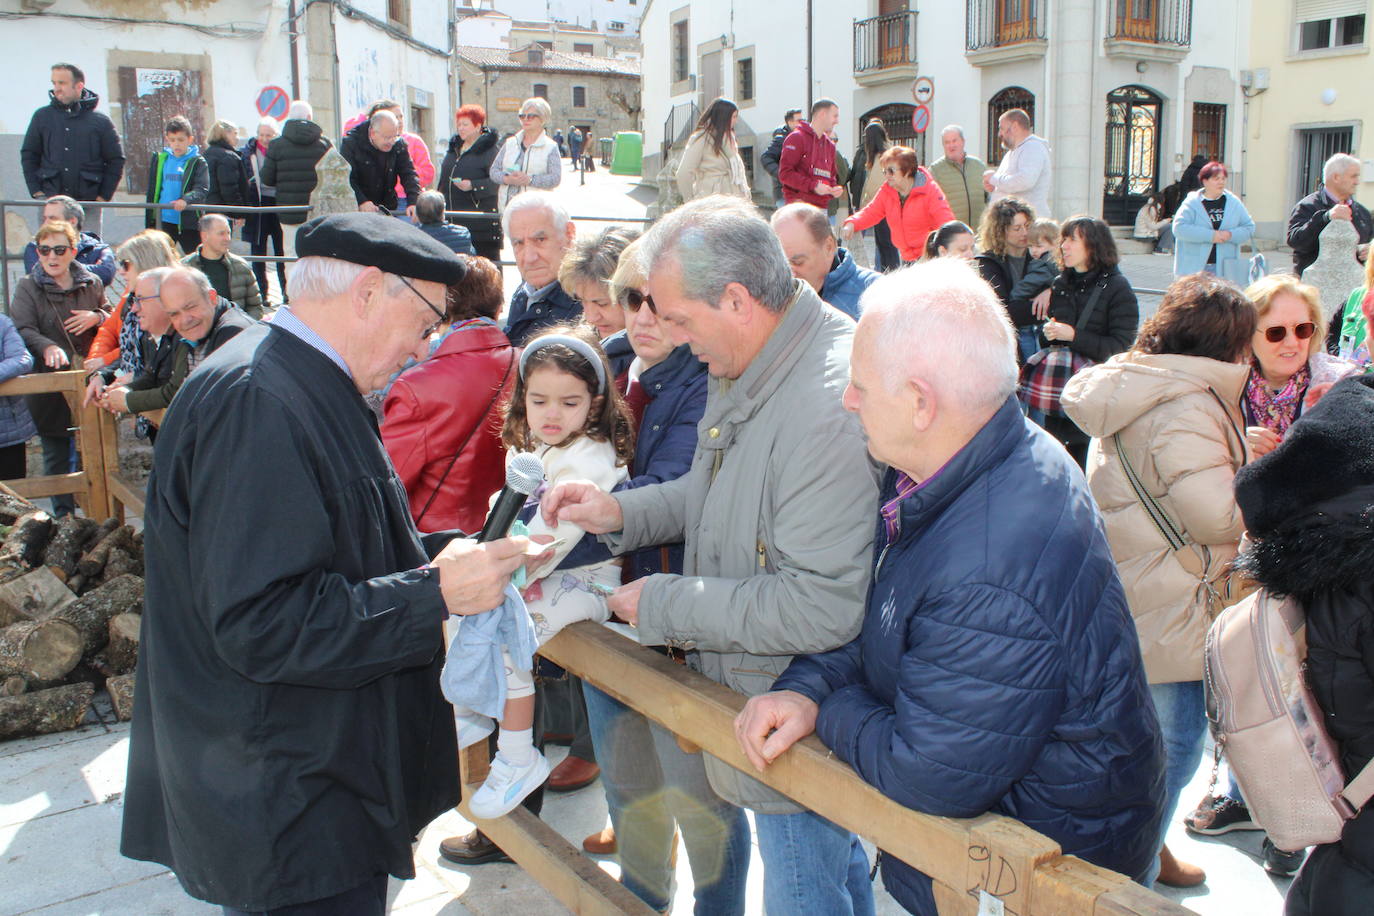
[858,102,922,164]
[1103,85,1163,225]
[987,86,1035,166]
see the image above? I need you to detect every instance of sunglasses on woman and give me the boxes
[622,289,657,314]
[36,245,71,257]
[1259,322,1316,343]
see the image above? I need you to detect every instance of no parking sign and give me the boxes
[256,85,290,120]
[911,104,931,134]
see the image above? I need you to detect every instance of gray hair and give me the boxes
[770,202,833,244]
[859,258,1017,414]
[287,100,313,121]
[416,190,447,225]
[44,195,85,228]
[1324,152,1361,183]
[638,195,794,312]
[370,109,399,132]
[502,190,571,237]
[137,265,176,299]
[940,125,965,140]
[198,212,231,233]
[520,97,553,122]
[257,115,281,137]
[287,256,370,302]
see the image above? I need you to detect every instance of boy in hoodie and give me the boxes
[145,116,209,254]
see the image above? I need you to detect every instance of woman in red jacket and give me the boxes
[841,146,954,264]
[382,256,515,534]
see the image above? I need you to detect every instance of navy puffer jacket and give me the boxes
[773,397,1164,914]
[820,247,880,320]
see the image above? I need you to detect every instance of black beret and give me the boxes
[295,212,467,285]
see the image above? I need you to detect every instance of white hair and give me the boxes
[286,256,370,302]
[520,96,553,122]
[370,109,399,132]
[502,190,570,237]
[1324,152,1361,183]
[940,125,965,140]
[287,100,313,121]
[859,258,1017,414]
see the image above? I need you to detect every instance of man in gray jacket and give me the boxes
[544,195,880,913]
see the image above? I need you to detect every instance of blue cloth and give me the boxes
[22,232,116,287]
[1172,189,1256,279]
[820,247,880,320]
[416,221,475,256]
[0,315,35,449]
[1146,680,1207,885]
[753,810,874,915]
[504,281,582,347]
[159,146,198,225]
[772,396,1165,914]
[271,307,351,378]
[441,582,538,720]
[600,329,635,379]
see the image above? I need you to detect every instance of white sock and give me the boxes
[497,727,535,765]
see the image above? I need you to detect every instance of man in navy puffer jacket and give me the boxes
[737,259,1164,914]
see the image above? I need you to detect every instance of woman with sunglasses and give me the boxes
[840,145,954,264]
[10,220,108,516]
[84,229,180,375]
[490,97,562,212]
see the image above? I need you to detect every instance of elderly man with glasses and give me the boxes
[120,214,538,916]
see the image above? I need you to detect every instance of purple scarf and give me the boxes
[1245,359,1310,438]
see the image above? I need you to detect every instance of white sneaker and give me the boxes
[454,711,494,750]
[468,751,551,820]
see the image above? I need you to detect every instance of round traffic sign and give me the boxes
[912,76,935,105]
[256,85,290,120]
[911,104,931,134]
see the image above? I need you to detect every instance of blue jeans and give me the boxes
[583,683,750,914]
[1015,324,1041,365]
[753,810,875,915]
[1147,681,1207,878]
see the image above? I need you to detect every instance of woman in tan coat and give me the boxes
[1061,273,1255,890]
[674,97,751,202]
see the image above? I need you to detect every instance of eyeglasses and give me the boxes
[517,113,540,120]
[394,274,447,338]
[119,259,133,271]
[36,245,71,256]
[1259,322,1316,343]
[622,289,657,314]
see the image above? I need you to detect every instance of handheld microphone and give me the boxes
[478,453,545,542]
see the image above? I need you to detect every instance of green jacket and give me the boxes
[144,150,209,230]
[929,154,988,228]
[182,249,264,319]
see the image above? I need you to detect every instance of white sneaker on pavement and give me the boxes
[455,710,495,750]
[468,751,551,820]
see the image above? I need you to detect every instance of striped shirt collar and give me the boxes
[271,307,351,379]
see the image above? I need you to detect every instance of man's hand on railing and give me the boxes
[735,689,820,773]
[42,345,69,370]
[100,386,130,415]
[540,480,623,533]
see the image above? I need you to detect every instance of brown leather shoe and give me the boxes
[583,825,617,855]
[439,829,511,866]
[1157,844,1206,888]
[547,755,600,792]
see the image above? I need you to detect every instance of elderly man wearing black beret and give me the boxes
[120,213,540,915]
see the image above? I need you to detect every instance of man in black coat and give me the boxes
[340,110,421,220]
[20,63,125,236]
[260,100,332,228]
[759,108,801,206]
[120,214,538,915]
[1287,152,1372,275]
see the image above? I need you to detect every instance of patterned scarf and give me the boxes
[117,297,145,377]
[1245,359,1310,438]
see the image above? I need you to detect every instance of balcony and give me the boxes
[965,0,1047,66]
[853,11,918,86]
[1105,0,1192,62]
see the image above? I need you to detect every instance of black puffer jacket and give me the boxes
[339,120,419,210]
[260,119,332,225]
[1044,264,1139,363]
[20,88,125,201]
[1233,376,1374,916]
[438,127,501,252]
[204,139,249,210]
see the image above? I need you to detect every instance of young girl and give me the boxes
[452,325,634,819]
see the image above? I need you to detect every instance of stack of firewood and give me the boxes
[0,490,145,741]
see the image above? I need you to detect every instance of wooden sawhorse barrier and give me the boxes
[0,370,114,519]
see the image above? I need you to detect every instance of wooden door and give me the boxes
[699,50,723,105]
[117,66,207,195]
[996,0,1033,44]
[1119,0,1157,40]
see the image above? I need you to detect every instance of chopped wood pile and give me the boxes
[0,496,144,741]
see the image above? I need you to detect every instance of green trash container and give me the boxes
[610,132,643,176]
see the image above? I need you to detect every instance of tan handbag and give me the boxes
[1203,590,1374,851]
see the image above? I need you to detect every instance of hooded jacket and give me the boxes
[21,88,125,201]
[260,119,332,224]
[10,261,106,437]
[777,121,838,208]
[774,398,1165,914]
[1232,375,1374,916]
[339,121,420,210]
[844,168,956,262]
[204,138,249,210]
[143,147,209,230]
[0,315,36,450]
[820,247,879,320]
[342,111,435,198]
[1061,352,1249,683]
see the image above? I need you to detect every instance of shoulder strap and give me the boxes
[1342,758,1374,810]
[1113,433,1187,551]
[1074,281,1108,333]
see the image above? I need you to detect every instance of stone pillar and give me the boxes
[305,1,339,140]
[1049,0,1096,219]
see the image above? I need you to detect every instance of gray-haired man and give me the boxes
[543,195,880,913]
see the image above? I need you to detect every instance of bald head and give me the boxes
[158,268,219,342]
[770,203,836,294]
[369,110,401,150]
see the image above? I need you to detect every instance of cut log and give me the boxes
[101,547,144,583]
[42,516,99,581]
[0,485,37,526]
[76,525,133,579]
[51,574,144,656]
[0,619,83,681]
[2,675,25,697]
[106,672,135,721]
[0,511,54,570]
[0,682,93,740]
[105,613,141,673]
[0,567,77,627]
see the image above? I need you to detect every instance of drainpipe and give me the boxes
[806,0,813,112]
[288,0,301,100]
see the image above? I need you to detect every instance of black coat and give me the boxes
[340,120,420,210]
[204,139,249,210]
[1045,265,1139,363]
[1286,187,1373,275]
[504,281,583,347]
[238,139,275,246]
[120,324,460,909]
[1232,376,1374,916]
[976,251,1041,327]
[260,119,332,225]
[759,125,789,196]
[438,127,502,250]
[20,88,125,201]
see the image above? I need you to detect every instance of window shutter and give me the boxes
[1294,0,1366,22]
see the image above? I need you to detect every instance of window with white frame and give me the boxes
[1295,0,1366,50]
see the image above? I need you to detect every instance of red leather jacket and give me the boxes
[382,322,516,534]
